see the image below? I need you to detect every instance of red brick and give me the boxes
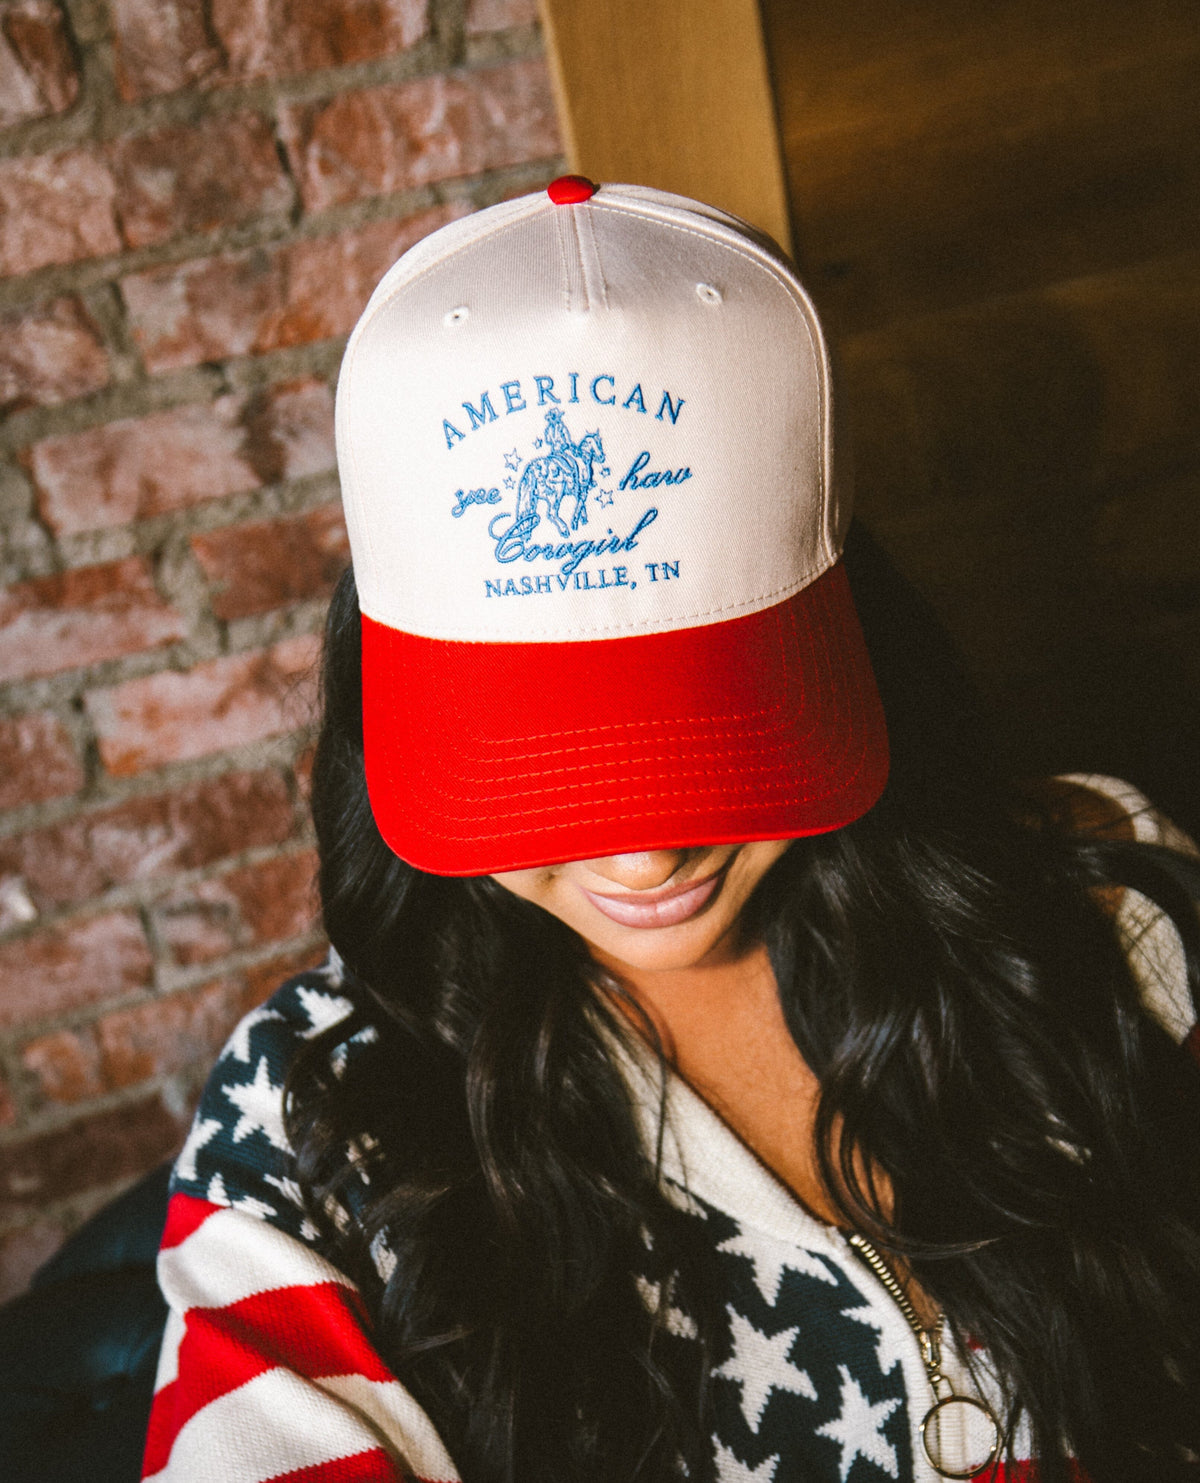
[0,296,109,415]
[23,976,265,1104]
[192,504,348,620]
[0,148,120,277]
[26,378,335,537]
[0,910,153,1028]
[243,940,327,1004]
[0,1217,67,1305]
[27,400,259,535]
[0,710,83,810]
[153,848,317,965]
[281,59,559,211]
[0,556,187,684]
[245,0,425,76]
[112,0,428,101]
[226,847,318,941]
[110,113,294,250]
[109,0,223,102]
[95,976,256,1089]
[151,884,237,966]
[0,767,295,913]
[465,0,537,31]
[0,1093,182,1219]
[23,978,266,1109]
[87,633,321,776]
[21,1026,104,1104]
[122,207,465,371]
[213,0,429,81]
[0,1,79,127]
[240,377,338,483]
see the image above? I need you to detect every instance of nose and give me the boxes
[584,850,691,891]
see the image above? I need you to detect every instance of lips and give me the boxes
[579,868,723,929]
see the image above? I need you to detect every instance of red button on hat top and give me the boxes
[547,175,597,205]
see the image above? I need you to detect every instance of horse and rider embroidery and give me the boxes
[514,409,608,538]
[447,408,688,592]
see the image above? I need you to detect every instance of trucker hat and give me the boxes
[335,176,888,875]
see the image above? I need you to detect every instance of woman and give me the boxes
[142,180,1200,1483]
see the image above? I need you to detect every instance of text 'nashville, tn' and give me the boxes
[485,561,681,598]
[442,373,686,449]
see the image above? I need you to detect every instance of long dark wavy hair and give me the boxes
[286,525,1200,1483]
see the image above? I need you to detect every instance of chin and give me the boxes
[586,917,737,977]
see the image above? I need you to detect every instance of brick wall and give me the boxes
[0,0,560,1300]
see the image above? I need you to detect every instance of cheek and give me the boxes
[489,866,571,917]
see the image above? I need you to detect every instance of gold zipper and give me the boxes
[846,1232,1002,1480]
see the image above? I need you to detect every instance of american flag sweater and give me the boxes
[143,776,1198,1483]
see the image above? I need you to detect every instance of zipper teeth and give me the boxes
[846,1232,927,1340]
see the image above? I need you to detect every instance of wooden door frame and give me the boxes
[537,0,793,255]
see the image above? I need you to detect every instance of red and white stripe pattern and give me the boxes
[142,1192,460,1483]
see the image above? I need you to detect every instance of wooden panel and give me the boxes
[537,0,793,252]
[842,248,1200,670]
[761,0,1200,819]
[762,0,1200,333]
[839,245,1200,829]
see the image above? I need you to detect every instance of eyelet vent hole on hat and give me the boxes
[443,306,470,327]
[696,282,722,305]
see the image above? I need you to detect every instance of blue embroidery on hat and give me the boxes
[445,408,690,591]
[441,376,684,447]
[512,409,607,539]
[450,486,501,517]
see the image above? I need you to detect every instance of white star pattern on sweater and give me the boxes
[816,1365,901,1480]
[175,1116,221,1183]
[717,1229,836,1305]
[224,1056,289,1150]
[841,1299,911,1378]
[713,1439,779,1482]
[294,984,353,1037]
[715,1308,817,1432]
[220,1003,284,1064]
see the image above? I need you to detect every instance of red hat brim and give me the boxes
[362,559,888,876]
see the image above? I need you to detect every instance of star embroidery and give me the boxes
[595,488,614,507]
[815,1366,900,1480]
[232,1193,278,1220]
[713,1440,778,1482]
[224,1056,289,1150]
[503,448,521,471]
[717,1229,836,1306]
[503,475,516,489]
[841,1299,911,1378]
[295,984,353,1038]
[176,1116,221,1183]
[714,1308,817,1432]
[220,1003,283,1064]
